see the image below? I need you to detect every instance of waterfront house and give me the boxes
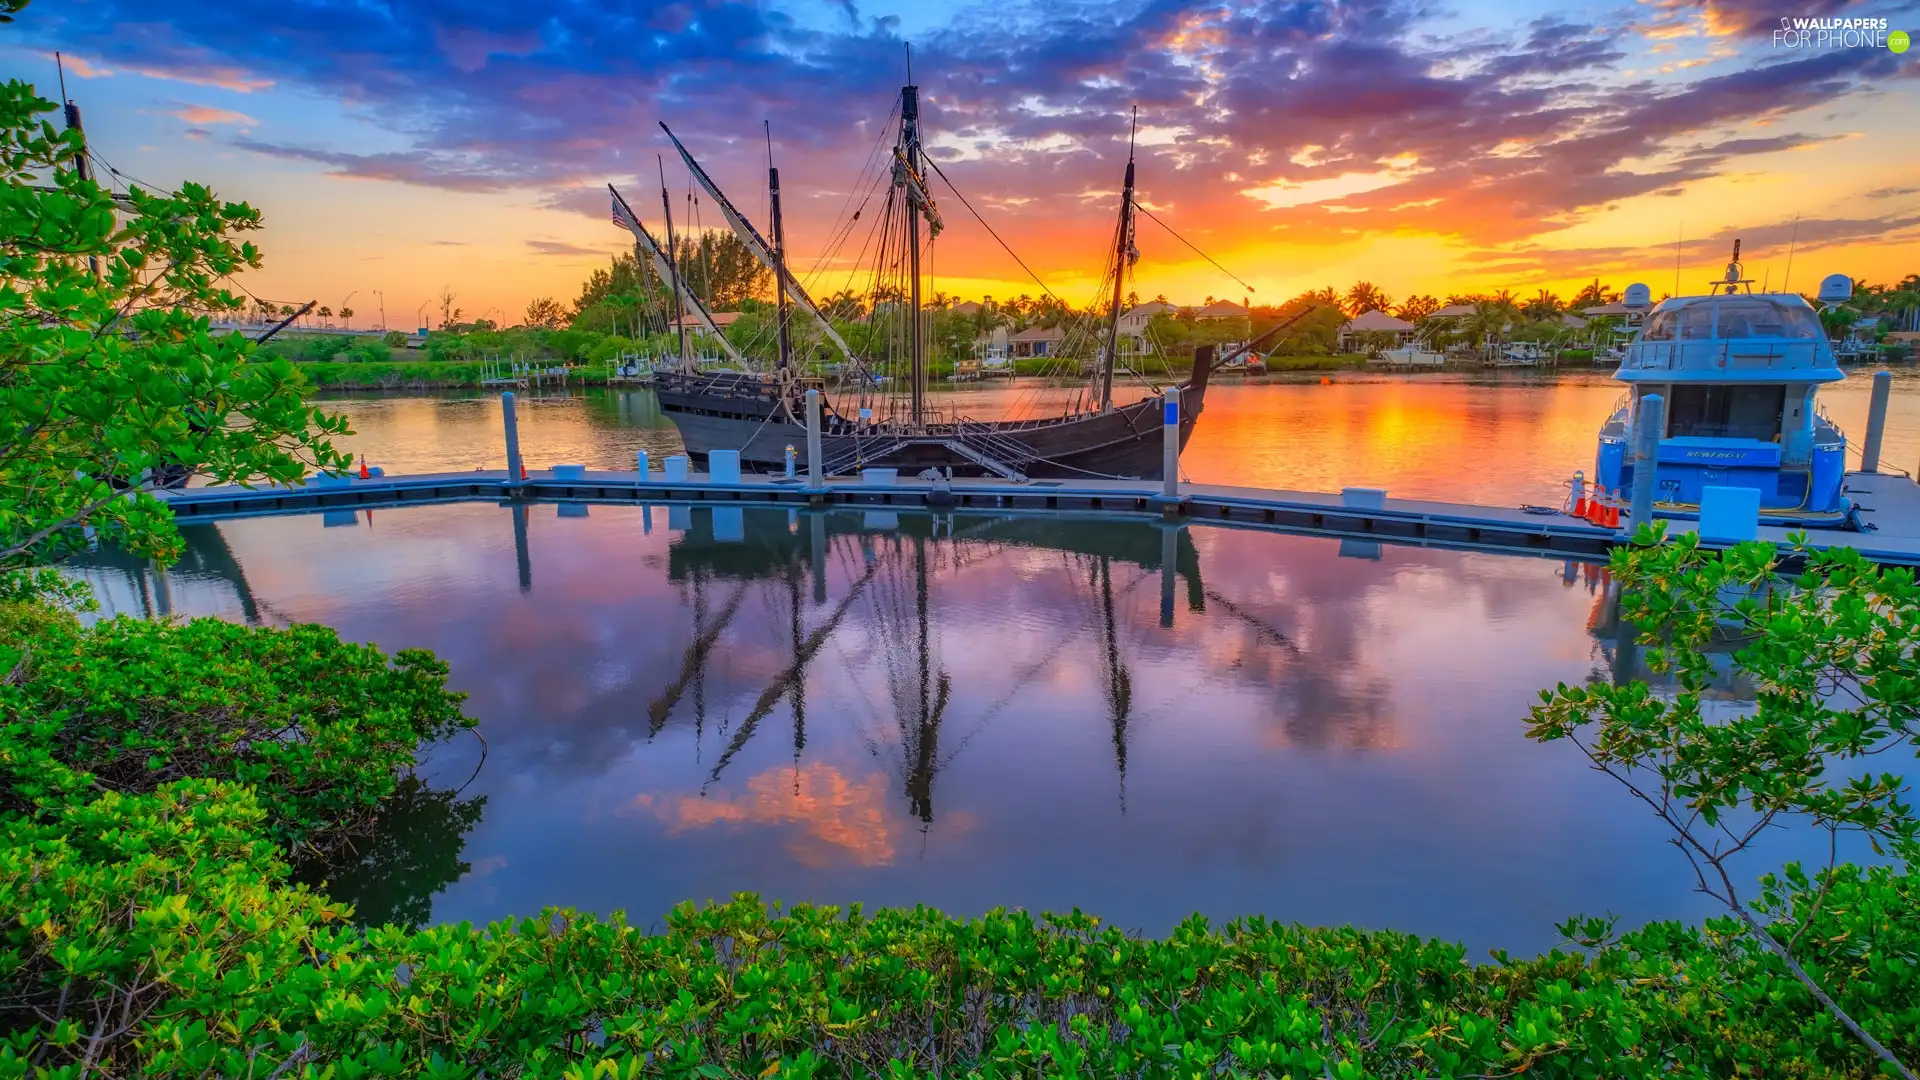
[1009,325,1065,358]
[1337,309,1416,351]
[668,311,744,339]
[1195,299,1250,320]
[1116,300,1178,353]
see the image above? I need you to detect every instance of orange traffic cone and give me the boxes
[1572,484,1589,520]
[519,462,528,481]
[1604,489,1621,528]
[358,455,370,479]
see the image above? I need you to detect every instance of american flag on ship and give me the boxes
[611,189,641,233]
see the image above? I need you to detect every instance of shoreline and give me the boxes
[293,357,1663,394]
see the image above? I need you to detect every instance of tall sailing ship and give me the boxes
[609,83,1287,482]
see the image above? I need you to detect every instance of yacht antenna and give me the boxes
[1673,223,1682,298]
[1782,215,1800,292]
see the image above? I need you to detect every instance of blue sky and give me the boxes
[8,0,1917,324]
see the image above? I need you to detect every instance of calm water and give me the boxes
[309,368,1920,505]
[70,500,1857,954]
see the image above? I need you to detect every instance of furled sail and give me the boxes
[658,123,859,365]
[891,149,943,237]
[609,184,742,362]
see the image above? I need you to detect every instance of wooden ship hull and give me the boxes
[653,364,1210,481]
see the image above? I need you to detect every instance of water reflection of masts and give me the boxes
[903,532,950,826]
[702,551,881,788]
[1098,555,1132,813]
[648,576,750,739]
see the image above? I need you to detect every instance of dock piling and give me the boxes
[1628,393,1664,532]
[1161,390,1180,500]
[636,450,651,479]
[501,391,524,485]
[806,389,824,490]
[1862,370,1892,473]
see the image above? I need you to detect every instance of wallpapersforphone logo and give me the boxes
[1771,15,1907,49]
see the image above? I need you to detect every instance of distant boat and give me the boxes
[1590,244,1855,528]
[1374,344,1445,367]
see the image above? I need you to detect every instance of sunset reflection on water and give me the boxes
[310,369,1920,508]
[65,497,1854,952]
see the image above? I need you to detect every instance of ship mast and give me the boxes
[767,122,793,374]
[902,80,927,428]
[1098,108,1139,414]
[659,155,692,371]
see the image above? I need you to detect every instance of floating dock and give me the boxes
[156,467,1920,567]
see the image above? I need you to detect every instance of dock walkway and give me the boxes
[155,467,1920,567]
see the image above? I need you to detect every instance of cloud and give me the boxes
[231,138,530,190]
[170,103,257,125]
[1866,186,1920,199]
[526,239,609,257]
[13,0,1913,269]
[43,51,112,78]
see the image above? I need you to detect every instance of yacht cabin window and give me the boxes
[1662,384,1786,441]
[1640,299,1821,341]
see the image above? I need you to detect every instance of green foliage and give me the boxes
[1530,528,1920,1078]
[0,605,472,857]
[0,79,350,567]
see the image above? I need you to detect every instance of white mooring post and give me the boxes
[1861,370,1892,473]
[501,391,524,483]
[1161,389,1180,500]
[806,389,824,490]
[1628,393,1664,532]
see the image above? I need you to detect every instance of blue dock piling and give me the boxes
[1862,371,1892,473]
[1161,391,1179,501]
[806,389,824,491]
[501,391,524,483]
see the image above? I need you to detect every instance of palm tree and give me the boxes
[1569,278,1619,311]
[1522,289,1562,320]
[340,306,355,328]
[1308,286,1341,309]
[318,305,333,327]
[1395,294,1439,322]
[1345,281,1390,315]
[1465,300,1511,352]
[1883,289,1920,333]
[1819,306,1859,342]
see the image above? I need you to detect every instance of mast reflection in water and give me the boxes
[77,501,1839,954]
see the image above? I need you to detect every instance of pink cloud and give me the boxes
[172,104,256,125]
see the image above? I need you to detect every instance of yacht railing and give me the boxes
[1623,339,1826,372]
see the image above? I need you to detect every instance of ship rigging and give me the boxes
[608,71,1307,481]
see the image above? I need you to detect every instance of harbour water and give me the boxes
[308,368,1920,505]
[71,492,1861,954]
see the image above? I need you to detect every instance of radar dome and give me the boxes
[1623,283,1651,309]
[1816,274,1853,304]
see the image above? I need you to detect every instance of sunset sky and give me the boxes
[8,0,1917,327]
